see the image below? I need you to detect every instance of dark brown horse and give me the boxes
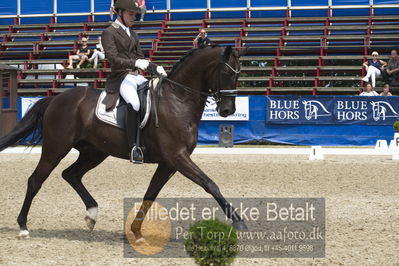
[0,46,248,240]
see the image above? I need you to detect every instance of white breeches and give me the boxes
[120,74,147,111]
[364,65,381,87]
[90,50,105,67]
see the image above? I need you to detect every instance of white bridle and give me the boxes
[225,62,240,74]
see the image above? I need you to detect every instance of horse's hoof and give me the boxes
[134,237,147,245]
[85,216,96,232]
[18,230,30,240]
[232,220,248,231]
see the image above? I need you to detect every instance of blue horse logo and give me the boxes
[370,101,399,121]
[302,100,332,120]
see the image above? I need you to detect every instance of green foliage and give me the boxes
[394,121,399,133]
[184,219,239,266]
[83,62,92,68]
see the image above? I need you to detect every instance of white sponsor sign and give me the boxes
[201,96,249,121]
[21,97,43,118]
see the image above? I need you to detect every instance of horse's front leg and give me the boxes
[131,163,176,241]
[173,152,248,231]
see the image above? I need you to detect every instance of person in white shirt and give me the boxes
[89,36,105,69]
[360,83,379,96]
[379,83,393,96]
[361,51,387,87]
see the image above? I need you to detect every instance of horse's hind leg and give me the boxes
[61,144,108,231]
[17,143,71,239]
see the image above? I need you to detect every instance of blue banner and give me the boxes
[266,96,399,126]
[17,96,397,146]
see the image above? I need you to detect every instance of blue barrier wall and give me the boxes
[17,96,397,146]
[198,96,397,146]
[0,1,17,15]
[21,0,53,15]
[291,0,329,17]
[170,0,206,20]
[0,0,16,24]
[249,0,287,18]
[332,0,370,16]
[2,0,398,19]
[2,97,10,108]
[266,96,399,126]
[211,0,246,18]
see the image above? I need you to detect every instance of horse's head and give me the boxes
[209,46,245,117]
[167,45,246,117]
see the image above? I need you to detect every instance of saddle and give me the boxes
[95,78,160,129]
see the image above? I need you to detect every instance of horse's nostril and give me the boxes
[221,109,230,117]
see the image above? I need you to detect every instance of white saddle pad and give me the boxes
[96,92,121,127]
[95,79,157,128]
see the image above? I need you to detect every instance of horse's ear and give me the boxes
[223,46,233,61]
[237,47,249,57]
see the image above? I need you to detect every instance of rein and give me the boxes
[148,49,240,128]
[154,61,240,101]
[163,76,212,98]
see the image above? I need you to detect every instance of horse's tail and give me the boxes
[0,97,54,152]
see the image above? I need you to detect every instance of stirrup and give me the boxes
[130,146,144,164]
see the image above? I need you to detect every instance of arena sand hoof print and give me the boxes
[18,230,30,240]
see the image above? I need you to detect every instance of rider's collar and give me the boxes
[115,19,130,37]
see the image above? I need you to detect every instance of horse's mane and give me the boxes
[168,45,220,77]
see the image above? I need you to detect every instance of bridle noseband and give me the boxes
[211,59,240,103]
[224,62,241,75]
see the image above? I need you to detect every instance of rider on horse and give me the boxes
[101,0,167,163]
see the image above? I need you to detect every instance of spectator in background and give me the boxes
[89,36,105,69]
[138,0,146,21]
[110,0,117,21]
[81,34,89,41]
[193,28,212,48]
[362,51,387,87]
[379,83,393,96]
[360,83,378,96]
[67,37,91,69]
[381,49,399,85]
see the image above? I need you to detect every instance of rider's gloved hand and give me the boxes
[146,62,167,77]
[135,59,167,77]
[156,65,167,77]
[134,59,150,70]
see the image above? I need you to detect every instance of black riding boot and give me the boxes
[126,104,143,164]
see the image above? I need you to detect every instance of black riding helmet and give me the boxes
[114,0,141,26]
